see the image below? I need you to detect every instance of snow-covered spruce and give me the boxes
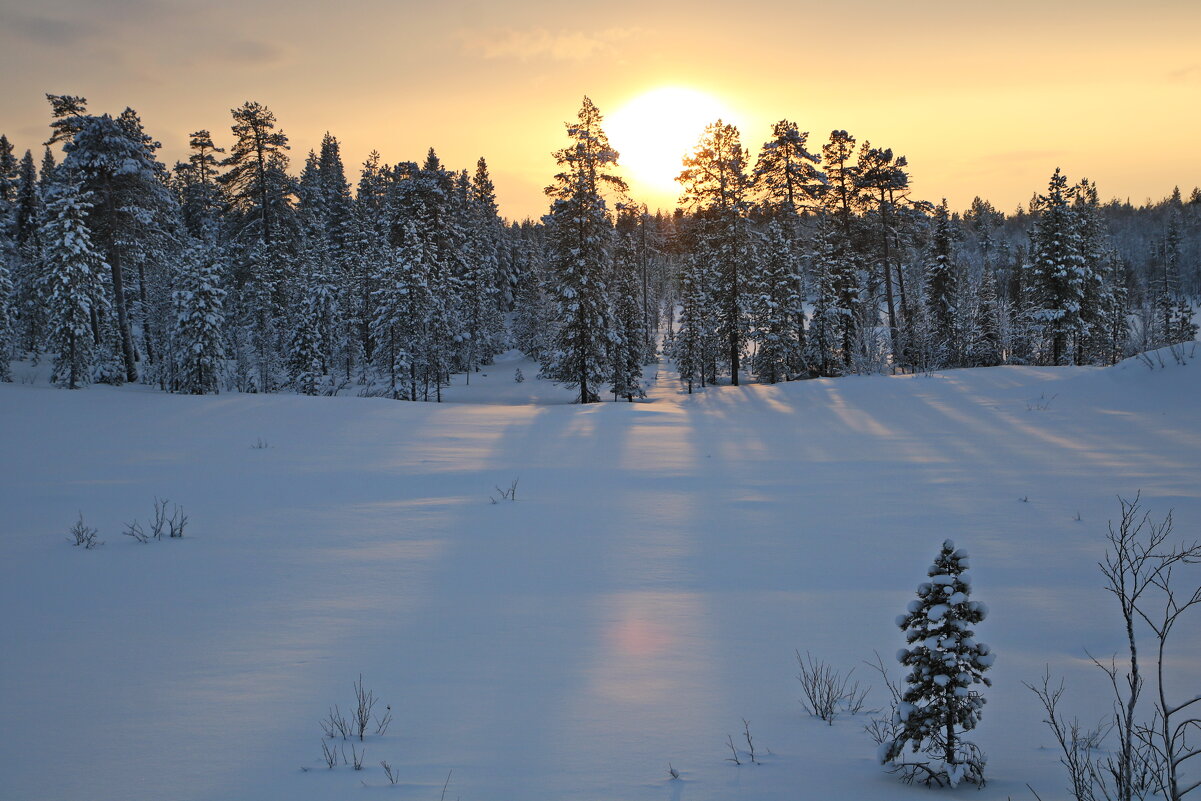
[881,539,993,787]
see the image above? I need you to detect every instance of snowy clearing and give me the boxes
[2,351,1200,801]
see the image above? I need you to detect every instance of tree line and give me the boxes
[0,94,1196,399]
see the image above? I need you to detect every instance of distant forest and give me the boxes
[1,94,1197,401]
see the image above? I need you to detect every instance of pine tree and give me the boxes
[857,143,910,358]
[821,130,864,368]
[678,120,751,385]
[752,120,824,216]
[541,97,625,403]
[176,130,225,241]
[883,539,993,787]
[42,181,108,389]
[171,247,226,394]
[63,111,177,382]
[219,101,291,248]
[44,94,88,148]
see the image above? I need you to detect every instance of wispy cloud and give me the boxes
[989,149,1067,165]
[4,11,94,46]
[458,27,641,62]
[1168,64,1200,82]
[222,39,289,66]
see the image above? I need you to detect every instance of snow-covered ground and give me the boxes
[2,349,1200,801]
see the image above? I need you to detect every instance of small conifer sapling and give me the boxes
[881,539,993,787]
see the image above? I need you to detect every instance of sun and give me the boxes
[606,86,743,201]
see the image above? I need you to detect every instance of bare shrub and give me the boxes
[796,650,869,724]
[167,504,187,538]
[489,478,519,504]
[122,520,149,543]
[321,705,351,740]
[1030,494,1201,801]
[150,497,169,540]
[742,718,760,765]
[1025,668,1116,801]
[320,740,337,769]
[353,674,377,741]
[864,651,904,748]
[380,760,400,784]
[1027,392,1058,411]
[68,513,102,548]
[374,704,393,736]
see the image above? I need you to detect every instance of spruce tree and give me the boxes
[287,246,334,395]
[750,219,800,383]
[42,181,108,389]
[883,539,993,787]
[610,215,647,400]
[970,267,1003,367]
[803,220,845,376]
[171,248,226,394]
[0,246,12,382]
[12,150,43,355]
[670,254,707,393]
[926,200,958,366]
[371,223,426,400]
[511,239,554,362]
[1030,169,1085,365]
[541,97,624,403]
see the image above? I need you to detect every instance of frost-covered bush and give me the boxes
[67,513,103,549]
[880,539,993,787]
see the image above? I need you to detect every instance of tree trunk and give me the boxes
[104,181,138,382]
[879,192,899,364]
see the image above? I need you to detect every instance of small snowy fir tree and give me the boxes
[882,539,993,787]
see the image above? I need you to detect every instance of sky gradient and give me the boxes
[2,0,1199,219]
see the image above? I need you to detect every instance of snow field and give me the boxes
[1,350,1200,800]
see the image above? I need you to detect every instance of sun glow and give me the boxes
[607,87,744,203]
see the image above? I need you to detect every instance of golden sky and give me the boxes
[2,0,1199,219]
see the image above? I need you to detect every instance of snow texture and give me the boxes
[1,348,1200,800]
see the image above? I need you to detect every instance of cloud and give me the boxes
[989,149,1067,165]
[223,39,289,66]
[4,11,94,45]
[1168,64,1200,82]
[458,27,641,62]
